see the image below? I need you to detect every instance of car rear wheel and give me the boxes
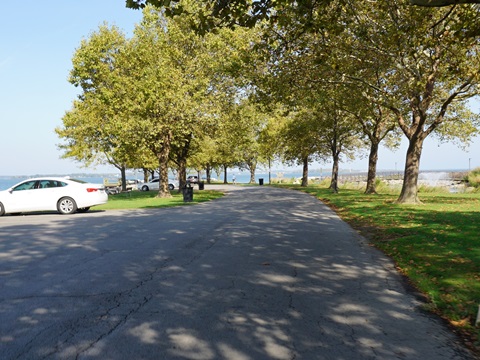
[57,197,77,215]
[141,185,149,191]
[0,202,4,216]
[77,207,90,213]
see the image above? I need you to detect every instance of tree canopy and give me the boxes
[58,1,480,204]
[410,0,480,5]
[58,3,262,191]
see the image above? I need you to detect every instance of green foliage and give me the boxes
[467,167,480,188]
[126,0,331,32]
[64,1,480,203]
[58,3,261,191]
[125,0,480,34]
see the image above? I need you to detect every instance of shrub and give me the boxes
[418,184,449,193]
[467,167,480,188]
[374,178,392,193]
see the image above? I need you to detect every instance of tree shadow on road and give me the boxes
[0,187,475,359]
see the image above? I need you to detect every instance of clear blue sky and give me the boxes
[1,1,479,176]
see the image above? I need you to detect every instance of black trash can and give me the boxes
[198,181,204,190]
[183,185,193,202]
[259,178,264,185]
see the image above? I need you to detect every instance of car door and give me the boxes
[151,178,160,190]
[4,180,41,212]
[35,179,62,210]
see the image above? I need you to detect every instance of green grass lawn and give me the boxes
[283,184,480,351]
[96,189,224,210]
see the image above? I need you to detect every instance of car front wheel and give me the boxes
[141,185,149,191]
[0,202,4,216]
[57,197,77,215]
[168,184,174,190]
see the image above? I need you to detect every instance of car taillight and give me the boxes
[86,188,99,192]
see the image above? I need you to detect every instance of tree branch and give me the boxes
[410,0,480,6]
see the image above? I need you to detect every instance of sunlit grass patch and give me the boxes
[96,189,224,210]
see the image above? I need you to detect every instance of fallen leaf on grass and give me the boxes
[450,317,471,327]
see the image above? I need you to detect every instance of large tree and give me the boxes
[345,2,480,203]
[279,109,328,187]
[124,8,210,197]
[57,25,143,190]
[60,4,253,197]
[263,18,399,194]
[230,100,271,183]
[324,26,401,195]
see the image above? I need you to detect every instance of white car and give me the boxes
[0,177,108,216]
[187,175,199,184]
[138,178,179,191]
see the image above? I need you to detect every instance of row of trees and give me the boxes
[249,0,480,202]
[57,5,267,196]
[57,0,480,203]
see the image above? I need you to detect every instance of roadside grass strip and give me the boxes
[97,189,224,210]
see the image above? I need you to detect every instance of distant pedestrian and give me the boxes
[232,175,236,184]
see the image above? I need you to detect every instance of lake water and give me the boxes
[0,170,462,191]
[0,176,105,191]
[0,171,308,191]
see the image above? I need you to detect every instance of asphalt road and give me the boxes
[0,186,476,360]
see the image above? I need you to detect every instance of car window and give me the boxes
[12,180,37,191]
[152,179,159,183]
[38,180,64,188]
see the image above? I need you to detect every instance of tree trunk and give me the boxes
[156,133,172,198]
[142,168,149,183]
[178,157,187,193]
[301,156,309,187]
[244,158,257,184]
[157,162,172,198]
[329,154,339,193]
[365,142,379,194]
[120,166,127,192]
[223,166,228,184]
[173,134,191,191]
[396,136,424,204]
[206,164,211,184]
[249,166,256,184]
